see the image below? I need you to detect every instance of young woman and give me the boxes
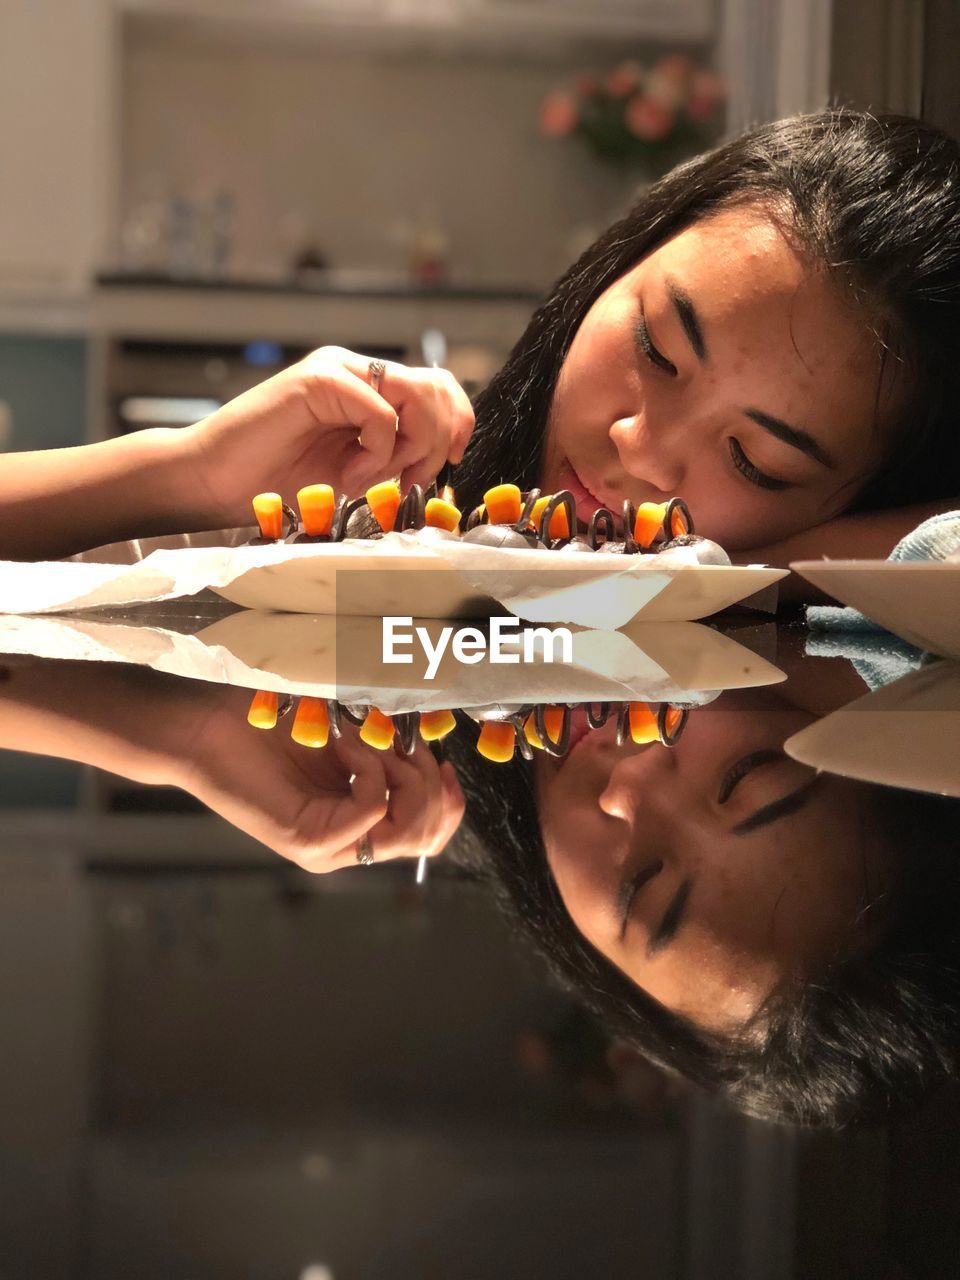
[2,109,959,569]
[449,642,960,1130]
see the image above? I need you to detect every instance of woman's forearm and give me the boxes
[0,428,213,561]
[0,660,209,785]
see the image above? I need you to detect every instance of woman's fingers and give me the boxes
[283,733,390,872]
[299,349,474,493]
[297,356,401,490]
[314,747,464,872]
[364,748,464,862]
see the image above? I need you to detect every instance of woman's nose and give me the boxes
[598,746,672,826]
[609,413,686,494]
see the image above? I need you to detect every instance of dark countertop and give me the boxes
[96,270,545,305]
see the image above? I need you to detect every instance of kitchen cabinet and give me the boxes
[0,0,116,300]
[119,0,716,50]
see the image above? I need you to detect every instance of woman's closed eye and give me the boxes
[634,304,792,492]
[728,438,792,492]
[634,308,678,377]
[718,748,818,833]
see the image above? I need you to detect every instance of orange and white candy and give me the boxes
[297,484,335,537]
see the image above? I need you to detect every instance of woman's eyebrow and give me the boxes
[733,777,821,836]
[743,409,837,469]
[665,278,707,363]
[647,877,693,957]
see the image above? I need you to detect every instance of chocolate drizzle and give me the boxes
[250,481,697,559]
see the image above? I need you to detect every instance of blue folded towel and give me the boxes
[805,510,960,689]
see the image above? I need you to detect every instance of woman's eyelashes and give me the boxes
[634,305,792,493]
[617,858,664,939]
[728,438,792,492]
[717,748,784,804]
[634,309,678,377]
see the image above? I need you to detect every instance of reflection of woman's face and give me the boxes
[536,695,887,1032]
[541,206,890,551]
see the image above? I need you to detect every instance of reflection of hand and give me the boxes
[0,661,464,874]
[181,697,465,872]
[184,346,475,529]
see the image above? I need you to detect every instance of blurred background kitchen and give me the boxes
[2,2,960,1278]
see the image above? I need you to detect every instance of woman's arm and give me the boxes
[0,429,206,561]
[736,498,960,603]
[0,348,473,562]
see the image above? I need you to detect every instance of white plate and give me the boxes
[784,660,960,797]
[791,560,960,659]
[0,612,785,711]
[0,532,786,629]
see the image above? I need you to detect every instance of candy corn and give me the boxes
[359,707,396,750]
[628,702,660,745]
[483,483,522,525]
[477,720,516,762]
[252,492,284,540]
[425,497,462,531]
[247,689,279,730]
[419,709,457,741]
[633,502,667,549]
[297,484,335,537]
[290,697,330,748]
[365,480,402,532]
[529,495,571,540]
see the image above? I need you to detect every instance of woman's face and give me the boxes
[542,205,890,552]
[535,694,888,1032]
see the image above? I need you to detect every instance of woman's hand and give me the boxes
[0,661,465,873]
[183,346,475,530]
[179,693,465,873]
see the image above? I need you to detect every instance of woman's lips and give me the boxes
[556,460,623,527]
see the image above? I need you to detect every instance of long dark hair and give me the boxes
[456,109,960,519]
[449,735,960,1129]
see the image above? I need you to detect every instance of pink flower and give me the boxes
[690,69,726,102]
[686,71,725,122]
[687,93,719,122]
[655,54,694,85]
[625,95,674,142]
[646,68,685,110]
[605,61,643,98]
[538,91,578,138]
[574,72,601,97]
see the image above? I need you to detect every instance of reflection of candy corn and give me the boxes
[541,705,565,744]
[525,706,565,747]
[366,480,402,532]
[291,697,330,748]
[297,484,335,537]
[659,704,687,746]
[247,689,279,729]
[529,495,570,540]
[253,492,284,540]
[477,720,516,762]
[628,702,659,744]
[483,483,522,525]
[425,497,461,531]
[360,707,395,750]
[633,502,666,548]
[419,709,457,741]
[662,706,683,737]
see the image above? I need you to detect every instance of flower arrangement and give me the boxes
[538,55,725,172]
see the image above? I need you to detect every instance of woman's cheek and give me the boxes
[687,475,785,550]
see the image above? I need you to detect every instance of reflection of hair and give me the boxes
[456,109,960,519]
[450,738,960,1128]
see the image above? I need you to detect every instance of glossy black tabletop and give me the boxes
[0,611,958,1280]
